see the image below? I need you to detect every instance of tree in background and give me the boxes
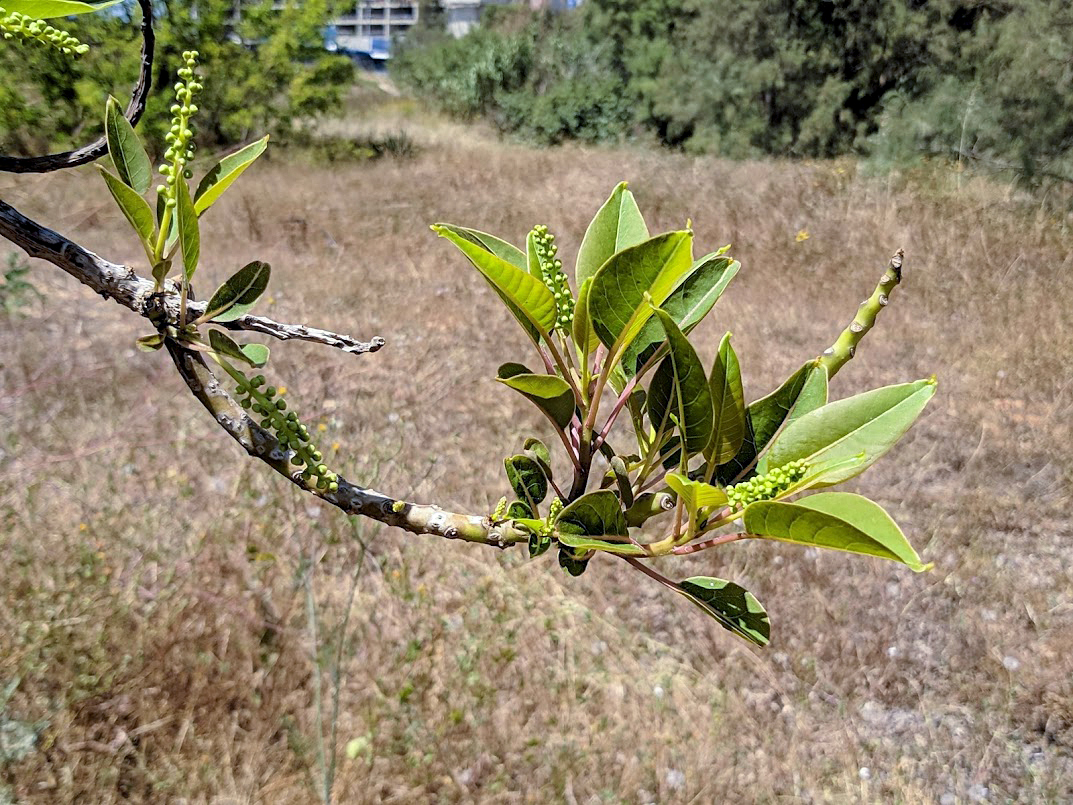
[0,0,354,155]
[392,0,1073,192]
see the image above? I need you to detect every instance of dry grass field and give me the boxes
[2,97,1072,803]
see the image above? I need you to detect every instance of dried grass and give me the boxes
[1,107,1071,803]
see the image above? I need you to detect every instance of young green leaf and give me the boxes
[432,223,527,270]
[705,333,746,465]
[588,231,694,357]
[571,276,601,356]
[434,224,557,341]
[646,309,714,459]
[530,531,553,558]
[504,455,548,509]
[714,361,828,484]
[193,136,270,216]
[522,437,554,480]
[507,500,534,520]
[175,176,199,282]
[208,328,262,369]
[201,261,271,323]
[558,546,591,576]
[759,378,937,484]
[665,473,728,518]
[496,372,575,430]
[675,577,771,646]
[4,0,122,17]
[622,254,739,375]
[136,332,165,352]
[99,167,155,245]
[575,181,649,288]
[241,343,269,367]
[555,490,628,538]
[105,96,151,194]
[743,492,931,572]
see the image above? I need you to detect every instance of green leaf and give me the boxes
[646,309,714,459]
[705,333,747,464]
[241,343,270,368]
[201,261,271,323]
[432,223,526,270]
[193,136,270,216]
[434,224,557,341]
[530,531,553,558]
[715,361,828,484]
[6,0,122,19]
[105,96,151,194]
[676,577,771,646]
[555,490,628,538]
[571,277,601,356]
[209,329,255,366]
[588,231,694,357]
[557,533,644,557]
[507,500,533,520]
[665,473,727,518]
[558,546,591,576]
[522,437,553,480]
[504,455,548,508]
[135,333,164,352]
[175,176,199,282]
[98,167,155,245]
[622,254,739,375]
[575,181,649,288]
[496,371,575,430]
[743,492,931,572]
[759,378,937,485]
[751,361,829,452]
[607,455,633,508]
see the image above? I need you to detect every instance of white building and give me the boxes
[322,0,580,62]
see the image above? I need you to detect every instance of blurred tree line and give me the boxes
[0,0,354,157]
[393,0,1073,189]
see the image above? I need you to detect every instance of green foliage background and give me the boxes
[0,0,354,156]
[393,0,1073,188]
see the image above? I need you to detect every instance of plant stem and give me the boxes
[622,556,680,590]
[818,249,903,379]
[672,531,748,555]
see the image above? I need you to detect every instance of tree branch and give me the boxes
[0,197,520,548]
[818,249,903,378]
[0,199,384,354]
[166,341,527,548]
[0,0,156,174]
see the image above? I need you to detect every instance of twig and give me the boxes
[0,199,384,354]
[818,249,904,379]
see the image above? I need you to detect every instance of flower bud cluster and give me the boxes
[156,50,203,208]
[547,496,563,523]
[726,459,809,509]
[531,226,574,330]
[492,496,508,522]
[0,9,89,55]
[232,372,339,492]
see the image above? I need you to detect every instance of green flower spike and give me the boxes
[231,370,338,492]
[157,50,203,208]
[0,8,90,55]
[726,459,809,509]
[531,225,574,330]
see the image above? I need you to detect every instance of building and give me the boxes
[329,2,419,61]
[324,0,580,62]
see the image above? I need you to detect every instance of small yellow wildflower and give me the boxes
[795,229,810,243]
[317,423,328,432]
